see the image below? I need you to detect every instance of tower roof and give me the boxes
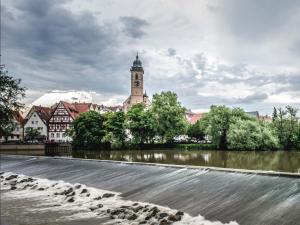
[132,52,142,67]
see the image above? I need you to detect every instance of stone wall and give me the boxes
[0,144,45,156]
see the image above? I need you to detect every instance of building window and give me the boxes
[51,133,54,138]
[35,121,38,124]
[62,133,66,138]
[33,114,36,117]
[32,121,34,125]
[56,133,60,138]
[135,73,138,80]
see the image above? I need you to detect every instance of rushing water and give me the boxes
[1,155,300,225]
[72,150,300,173]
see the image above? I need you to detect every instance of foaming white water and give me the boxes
[0,171,238,225]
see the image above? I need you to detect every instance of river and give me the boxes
[1,155,300,225]
[72,150,300,173]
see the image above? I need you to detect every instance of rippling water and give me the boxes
[72,150,300,173]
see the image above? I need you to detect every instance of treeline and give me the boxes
[68,91,187,149]
[68,91,300,151]
[189,105,300,151]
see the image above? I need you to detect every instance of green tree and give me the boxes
[205,105,231,149]
[272,106,299,150]
[126,103,157,144]
[272,107,277,123]
[293,123,300,150]
[1,121,17,142]
[0,69,25,137]
[260,122,280,150]
[151,91,187,142]
[70,111,106,149]
[205,106,252,150]
[227,119,279,150]
[187,120,206,142]
[25,127,41,142]
[104,111,126,147]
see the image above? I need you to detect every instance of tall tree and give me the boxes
[205,106,253,149]
[205,105,231,149]
[187,119,206,142]
[69,111,106,149]
[126,103,157,144]
[104,111,126,147]
[0,69,25,135]
[151,91,187,143]
[272,107,278,123]
[272,106,299,150]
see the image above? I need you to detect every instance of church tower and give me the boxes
[123,53,149,112]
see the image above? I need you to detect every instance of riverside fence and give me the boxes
[0,143,72,156]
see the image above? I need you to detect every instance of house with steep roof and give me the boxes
[0,111,24,143]
[48,101,92,142]
[24,106,52,140]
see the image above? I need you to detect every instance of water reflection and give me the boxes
[72,150,300,173]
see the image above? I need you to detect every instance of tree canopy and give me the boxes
[0,69,25,135]
[151,91,187,142]
[126,103,157,144]
[104,111,126,147]
[70,111,106,149]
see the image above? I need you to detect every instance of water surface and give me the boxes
[72,150,300,173]
[1,155,300,225]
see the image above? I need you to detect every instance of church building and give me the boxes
[123,53,150,112]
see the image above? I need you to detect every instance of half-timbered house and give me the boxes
[48,101,92,142]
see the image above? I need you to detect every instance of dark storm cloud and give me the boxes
[119,16,150,38]
[4,0,116,65]
[221,0,300,40]
[3,0,136,97]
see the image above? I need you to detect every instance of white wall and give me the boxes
[48,132,72,142]
[24,112,48,137]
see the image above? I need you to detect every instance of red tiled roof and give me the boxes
[186,112,205,124]
[25,106,52,124]
[12,111,24,125]
[59,101,92,119]
[73,102,92,114]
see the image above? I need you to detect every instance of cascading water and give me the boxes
[1,155,299,225]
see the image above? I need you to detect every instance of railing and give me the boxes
[45,143,72,157]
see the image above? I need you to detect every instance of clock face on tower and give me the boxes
[134,80,140,87]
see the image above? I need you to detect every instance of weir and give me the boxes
[1,155,299,225]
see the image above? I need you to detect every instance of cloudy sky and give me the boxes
[2,0,300,114]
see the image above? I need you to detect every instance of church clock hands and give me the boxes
[134,80,140,87]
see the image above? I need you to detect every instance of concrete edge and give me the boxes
[1,154,300,178]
